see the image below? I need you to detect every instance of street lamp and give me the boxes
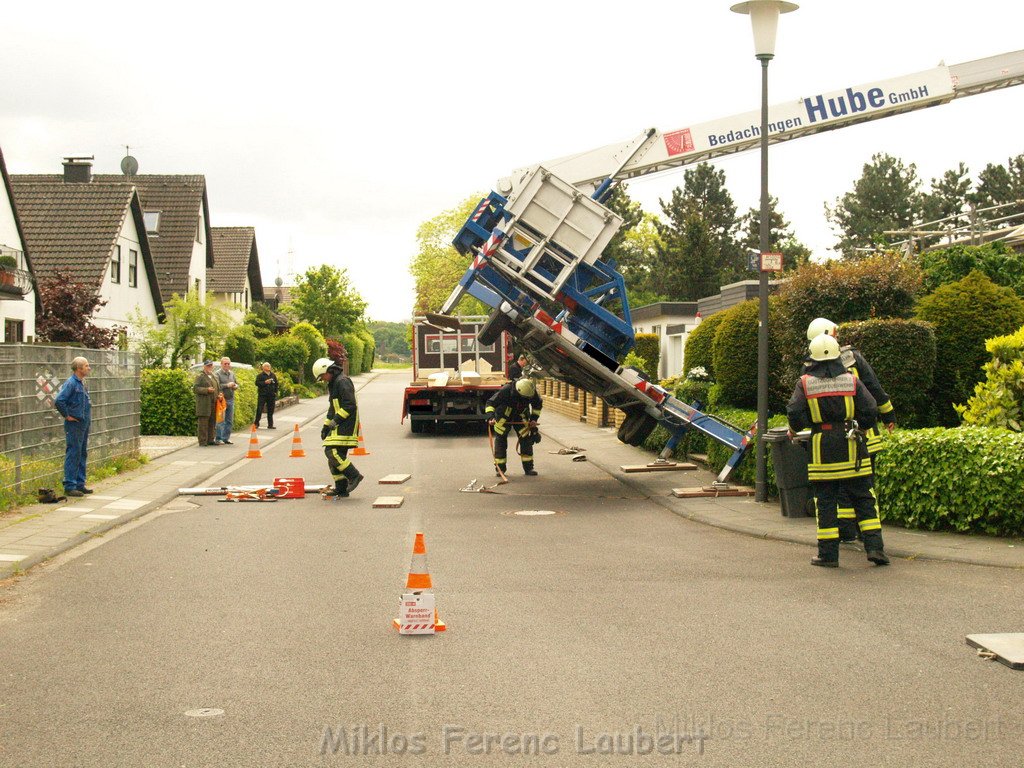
[731,0,798,503]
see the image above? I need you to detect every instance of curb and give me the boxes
[538,426,1023,571]
[0,374,381,581]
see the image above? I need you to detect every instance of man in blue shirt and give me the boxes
[54,356,92,498]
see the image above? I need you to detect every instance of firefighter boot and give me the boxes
[811,540,839,568]
[324,478,350,498]
[522,461,538,476]
[343,464,364,494]
[862,531,889,565]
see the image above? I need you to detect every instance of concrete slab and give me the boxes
[372,496,404,508]
[966,633,1024,669]
[379,474,411,484]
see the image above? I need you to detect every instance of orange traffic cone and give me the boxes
[245,424,263,459]
[289,424,306,458]
[393,532,446,633]
[352,424,370,456]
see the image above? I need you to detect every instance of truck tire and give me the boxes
[617,409,658,447]
[478,309,514,347]
[410,419,426,434]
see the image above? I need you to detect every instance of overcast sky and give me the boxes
[3,1,1022,321]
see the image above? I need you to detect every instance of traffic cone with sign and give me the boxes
[245,425,263,459]
[393,532,446,634]
[289,424,306,458]
[352,424,370,456]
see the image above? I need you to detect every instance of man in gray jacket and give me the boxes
[215,356,240,444]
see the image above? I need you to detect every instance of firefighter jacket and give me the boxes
[323,366,359,448]
[787,358,879,481]
[803,345,894,454]
[485,381,542,435]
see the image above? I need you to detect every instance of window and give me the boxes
[194,278,201,296]
[143,211,161,235]
[652,325,662,336]
[111,246,121,284]
[244,289,249,310]
[5,319,24,343]
[128,250,138,287]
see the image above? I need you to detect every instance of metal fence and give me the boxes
[0,345,140,498]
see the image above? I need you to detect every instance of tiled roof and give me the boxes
[209,226,264,301]
[263,284,292,305]
[92,174,213,304]
[10,177,135,287]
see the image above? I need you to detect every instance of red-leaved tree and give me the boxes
[36,269,122,349]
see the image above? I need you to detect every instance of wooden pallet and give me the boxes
[672,485,755,498]
[620,462,698,473]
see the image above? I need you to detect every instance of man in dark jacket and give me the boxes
[806,317,896,541]
[508,354,528,381]
[788,334,889,568]
[54,356,92,497]
[485,377,543,477]
[254,362,279,429]
[313,357,364,498]
[193,360,221,446]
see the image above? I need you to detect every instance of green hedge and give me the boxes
[141,369,197,436]
[957,324,1024,430]
[875,428,1024,536]
[222,325,259,366]
[357,327,376,371]
[255,335,308,382]
[343,333,365,374]
[839,318,937,429]
[633,333,661,380]
[683,312,725,380]
[289,322,328,383]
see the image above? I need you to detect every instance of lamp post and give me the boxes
[731,0,798,503]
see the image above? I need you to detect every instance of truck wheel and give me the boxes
[410,419,426,434]
[617,410,658,447]
[478,309,514,347]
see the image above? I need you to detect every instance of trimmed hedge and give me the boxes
[343,333,365,375]
[839,318,936,429]
[915,271,1024,425]
[633,333,661,380]
[683,312,725,380]
[289,322,328,383]
[875,428,1024,536]
[256,335,308,381]
[222,325,259,366]
[710,299,791,411]
[141,369,196,436]
[357,327,376,371]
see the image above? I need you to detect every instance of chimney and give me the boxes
[62,155,94,183]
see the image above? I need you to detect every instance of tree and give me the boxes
[739,195,812,273]
[244,303,277,338]
[368,320,412,360]
[919,242,1024,297]
[655,191,725,301]
[35,269,121,349]
[288,321,328,382]
[680,163,745,282]
[410,195,488,317]
[826,153,924,258]
[920,162,972,226]
[130,290,232,368]
[222,325,259,365]
[970,154,1024,221]
[288,264,367,340]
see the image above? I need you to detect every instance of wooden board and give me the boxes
[373,496,405,508]
[379,474,412,485]
[672,485,756,498]
[620,462,698,473]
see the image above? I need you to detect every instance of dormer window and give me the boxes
[143,211,161,235]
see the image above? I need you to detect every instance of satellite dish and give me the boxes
[275,276,283,287]
[121,155,139,176]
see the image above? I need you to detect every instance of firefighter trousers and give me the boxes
[493,424,535,473]
[838,456,878,540]
[324,446,361,490]
[813,475,883,561]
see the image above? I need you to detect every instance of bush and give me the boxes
[342,333,365,375]
[839,318,937,428]
[875,428,1024,536]
[632,333,660,380]
[141,369,196,435]
[920,242,1024,297]
[915,271,1024,425]
[289,322,327,383]
[222,325,259,366]
[684,312,725,380]
[710,299,791,411]
[255,335,308,380]
[956,324,1024,431]
[357,327,376,371]
[231,368,258,430]
[700,405,786,489]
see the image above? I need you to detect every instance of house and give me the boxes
[0,147,36,342]
[208,227,264,323]
[631,301,699,380]
[92,173,214,306]
[11,160,165,336]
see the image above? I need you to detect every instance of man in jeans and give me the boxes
[215,356,239,444]
[54,356,92,498]
[254,362,278,429]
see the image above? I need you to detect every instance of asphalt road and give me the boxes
[1,371,1022,767]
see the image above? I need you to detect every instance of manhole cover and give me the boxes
[184,708,225,718]
[503,509,565,517]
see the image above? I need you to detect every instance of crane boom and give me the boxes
[497,49,1024,198]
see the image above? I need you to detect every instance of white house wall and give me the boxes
[0,177,36,341]
[634,313,696,379]
[189,205,208,299]
[95,210,159,335]
[210,275,252,324]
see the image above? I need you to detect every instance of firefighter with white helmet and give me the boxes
[788,334,889,568]
[313,357,364,498]
[485,376,543,476]
[805,317,896,541]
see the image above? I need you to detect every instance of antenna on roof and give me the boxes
[121,145,139,177]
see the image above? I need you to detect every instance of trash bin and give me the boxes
[763,427,813,518]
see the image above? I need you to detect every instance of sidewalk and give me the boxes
[537,410,1024,569]
[0,373,377,580]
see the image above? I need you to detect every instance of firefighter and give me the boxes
[508,354,528,381]
[788,334,889,568]
[313,357,365,498]
[486,377,543,476]
[806,317,896,542]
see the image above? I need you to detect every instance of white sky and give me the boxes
[2,1,1022,321]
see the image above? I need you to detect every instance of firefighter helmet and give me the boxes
[312,357,333,380]
[515,377,537,397]
[806,317,838,341]
[808,333,841,361]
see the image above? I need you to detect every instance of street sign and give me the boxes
[760,252,784,272]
